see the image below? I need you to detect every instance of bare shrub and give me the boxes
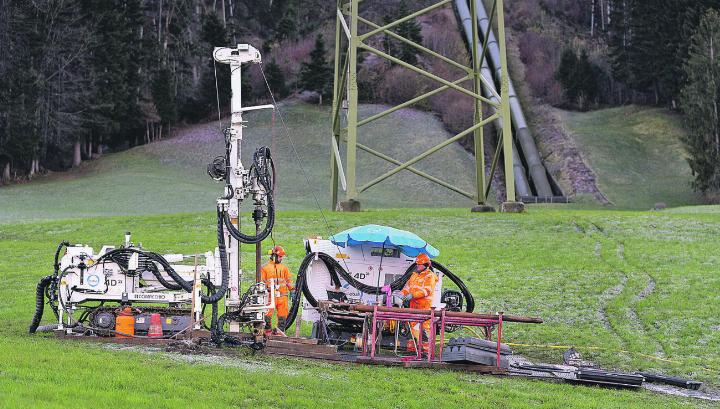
[249,37,316,98]
[376,66,431,105]
[510,0,542,30]
[518,31,563,104]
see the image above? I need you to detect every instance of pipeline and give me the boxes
[471,0,553,197]
[455,0,530,197]
[455,0,557,198]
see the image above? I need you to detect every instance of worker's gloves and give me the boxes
[401,293,414,302]
[289,290,296,299]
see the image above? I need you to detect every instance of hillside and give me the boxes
[0,102,480,222]
[562,106,701,209]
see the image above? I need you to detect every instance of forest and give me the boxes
[0,0,718,194]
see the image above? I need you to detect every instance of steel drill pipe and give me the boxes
[340,304,542,324]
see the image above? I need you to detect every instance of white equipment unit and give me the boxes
[300,238,444,323]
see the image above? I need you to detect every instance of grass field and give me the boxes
[0,102,480,222]
[562,106,701,210]
[1,207,718,408]
[1,101,717,407]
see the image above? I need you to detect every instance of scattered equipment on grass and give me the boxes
[26,42,700,397]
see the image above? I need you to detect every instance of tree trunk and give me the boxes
[2,162,10,183]
[158,0,163,47]
[96,138,103,158]
[590,0,595,36]
[221,0,226,27]
[73,140,82,167]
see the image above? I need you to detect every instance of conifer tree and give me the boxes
[395,0,423,65]
[200,12,232,115]
[264,59,287,98]
[299,34,332,104]
[680,9,720,195]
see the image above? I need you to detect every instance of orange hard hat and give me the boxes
[415,253,431,266]
[271,245,286,257]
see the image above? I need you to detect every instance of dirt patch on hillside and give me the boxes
[531,104,611,204]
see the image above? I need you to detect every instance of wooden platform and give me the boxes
[53,330,506,375]
[262,337,343,361]
[53,329,208,346]
[354,355,506,373]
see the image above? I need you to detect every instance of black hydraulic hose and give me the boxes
[29,275,54,333]
[146,263,183,291]
[222,199,274,244]
[95,209,229,305]
[53,241,70,277]
[321,253,413,294]
[283,254,475,329]
[433,261,475,313]
[280,253,314,331]
[221,146,275,244]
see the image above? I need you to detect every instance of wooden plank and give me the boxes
[267,335,319,345]
[262,347,345,362]
[54,330,177,346]
[353,355,405,367]
[403,361,507,374]
[265,340,338,355]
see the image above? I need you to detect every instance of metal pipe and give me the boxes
[346,304,543,324]
[472,0,554,197]
[454,0,531,197]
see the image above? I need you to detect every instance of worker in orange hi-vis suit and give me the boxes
[399,253,438,353]
[261,246,294,332]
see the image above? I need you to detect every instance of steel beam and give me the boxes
[330,0,516,209]
[470,0,485,204]
[495,0,515,202]
[357,75,471,127]
[345,0,360,202]
[358,113,498,193]
[353,141,475,199]
[359,43,498,108]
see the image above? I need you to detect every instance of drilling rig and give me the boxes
[29,44,278,347]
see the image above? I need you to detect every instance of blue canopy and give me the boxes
[330,224,439,258]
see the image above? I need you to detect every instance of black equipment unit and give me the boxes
[574,369,644,388]
[442,337,512,368]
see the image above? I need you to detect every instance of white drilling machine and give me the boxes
[29,44,278,347]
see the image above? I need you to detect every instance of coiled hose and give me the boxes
[29,275,54,333]
[280,253,474,332]
[222,146,275,244]
[29,241,70,333]
[94,208,230,305]
[211,283,265,349]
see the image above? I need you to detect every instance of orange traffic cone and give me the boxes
[148,313,163,337]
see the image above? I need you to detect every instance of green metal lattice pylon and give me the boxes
[330,0,515,211]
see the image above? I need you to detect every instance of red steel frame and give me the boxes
[361,305,505,366]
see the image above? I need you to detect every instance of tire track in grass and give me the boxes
[573,220,667,365]
[572,220,628,348]
[588,221,668,361]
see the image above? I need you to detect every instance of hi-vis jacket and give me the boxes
[261,261,294,297]
[400,269,438,310]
